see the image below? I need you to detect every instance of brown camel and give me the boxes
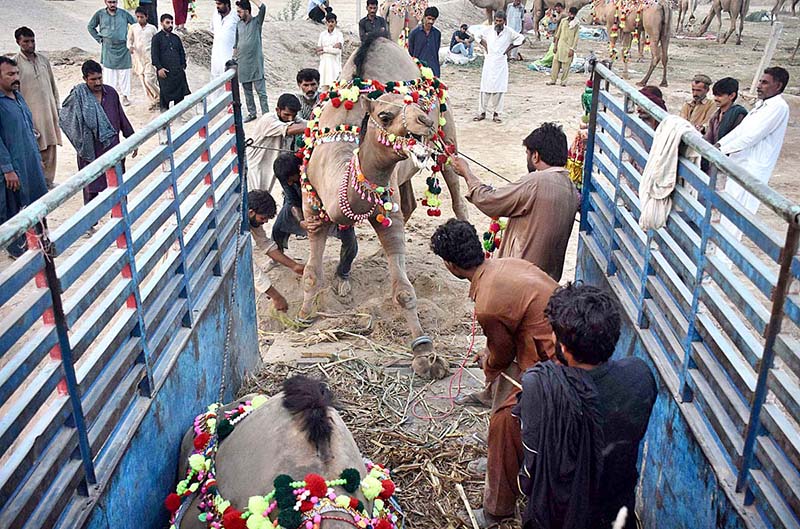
[175,376,388,529]
[593,0,672,86]
[771,0,797,21]
[297,36,469,380]
[380,0,426,45]
[676,0,698,33]
[695,0,750,44]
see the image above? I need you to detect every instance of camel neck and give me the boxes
[358,126,398,187]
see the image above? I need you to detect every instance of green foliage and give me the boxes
[276,0,303,21]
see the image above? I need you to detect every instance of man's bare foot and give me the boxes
[122,96,131,106]
[473,508,514,529]
[454,389,492,408]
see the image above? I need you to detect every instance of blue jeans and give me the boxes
[451,42,474,58]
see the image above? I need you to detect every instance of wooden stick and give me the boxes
[791,36,800,64]
[456,483,481,529]
[749,21,783,96]
[500,371,523,390]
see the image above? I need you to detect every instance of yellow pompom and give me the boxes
[361,475,383,501]
[420,66,434,80]
[335,495,351,508]
[313,107,322,117]
[188,454,205,472]
[439,117,446,127]
[251,395,268,409]
[248,496,269,515]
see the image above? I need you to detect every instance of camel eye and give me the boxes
[378,111,394,125]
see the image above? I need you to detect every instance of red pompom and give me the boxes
[445,143,457,155]
[421,198,428,206]
[431,164,441,173]
[349,497,360,509]
[344,100,355,110]
[193,432,211,450]
[331,97,342,108]
[304,473,327,498]
[427,209,434,216]
[434,209,442,217]
[164,493,182,512]
[300,501,315,512]
[319,92,328,101]
[437,154,447,165]
[375,519,393,529]
[411,91,420,102]
[304,127,312,137]
[494,237,502,247]
[379,479,396,499]
[223,507,247,529]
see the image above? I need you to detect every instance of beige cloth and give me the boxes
[127,23,159,103]
[40,145,57,187]
[247,113,296,192]
[553,17,579,63]
[250,224,278,293]
[679,98,715,131]
[466,166,579,281]
[13,51,61,151]
[478,92,504,115]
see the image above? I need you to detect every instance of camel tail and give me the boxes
[282,375,335,453]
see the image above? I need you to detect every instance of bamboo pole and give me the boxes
[749,21,783,96]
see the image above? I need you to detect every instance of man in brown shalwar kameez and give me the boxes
[431,219,558,528]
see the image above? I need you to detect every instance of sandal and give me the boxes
[492,115,502,123]
[473,113,486,121]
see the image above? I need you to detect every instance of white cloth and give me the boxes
[317,28,344,86]
[639,115,695,231]
[476,26,525,93]
[478,92,505,115]
[127,23,157,75]
[247,113,295,192]
[250,226,278,293]
[103,67,131,98]
[506,3,525,33]
[210,10,240,79]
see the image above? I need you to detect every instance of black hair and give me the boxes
[522,122,568,167]
[555,2,564,7]
[367,0,379,5]
[568,6,578,14]
[216,0,232,4]
[297,68,320,85]
[135,6,148,16]
[460,23,468,30]
[81,59,103,78]
[277,93,302,112]
[430,219,485,270]
[14,27,35,41]
[424,6,439,18]
[764,66,790,93]
[274,153,303,185]
[0,56,17,68]
[712,77,739,100]
[325,12,338,21]
[236,0,252,11]
[160,13,174,21]
[247,190,277,217]
[545,282,621,365]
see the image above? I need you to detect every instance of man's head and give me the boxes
[325,12,338,29]
[545,282,621,367]
[82,59,104,93]
[0,57,20,94]
[105,0,118,13]
[135,6,149,25]
[522,122,568,172]
[367,0,378,16]
[274,153,303,187]
[236,0,252,19]
[555,2,564,13]
[690,74,712,103]
[567,6,578,18]
[494,9,506,32]
[513,0,522,6]
[460,23,469,32]
[247,190,277,228]
[712,77,739,109]
[423,6,439,29]
[14,27,35,54]
[216,0,232,15]
[758,66,789,100]
[296,68,320,100]
[161,13,175,31]
[637,85,666,126]
[430,219,485,279]
[276,93,301,122]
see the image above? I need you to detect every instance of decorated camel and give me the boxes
[676,0,698,33]
[592,0,672,86]
[295,35,469,380]
[694,0,749,44]
[166,376,402,529]
[772,0,799,21]
[380,0,427,47]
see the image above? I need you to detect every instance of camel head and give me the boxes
[364,92,436,169]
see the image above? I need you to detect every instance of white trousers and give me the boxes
[478,92,505,115]
[716,174,768,269]
[104,67,132,98]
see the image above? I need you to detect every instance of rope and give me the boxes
[456,151,513,183]
[244,137,294,153]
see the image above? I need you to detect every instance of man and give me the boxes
[173,0,190,30]
[450,24,474,59]
[13,27,61,190]
[716,67,790,244]
[0,56,48,259]
[88,0,137,106]
[430,219,558,529]
[151,14,191,110]
[408,7,442,77]
[359,0,389,42]
[59,60,136,205]
[506,0,525,60]
[308,0,330,24]
[128,7,160,110]
[547,6,579,86]
[296,68,320,120]
[539,2,563,38]
[474,10,525,123]
[317,13,344,88]
[516,282,657,529]
[248,189,305,312]
[453,123,579,281]
[679,74,715,131]
[139,0,158,26]
[272,153,358,295]
[705,77,747,147]
[234,0,268,122]
[247,93,307,193]
[211,0,240,83]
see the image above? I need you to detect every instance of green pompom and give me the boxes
[367,91,383,100]
[278,509,302,529]
[274,474,293,489]
[275,487,295,509]
[440,104,447,112]
[385,82,396,91]
[340,468,361,493]
[217,419,234,440]
[352,77,362,85]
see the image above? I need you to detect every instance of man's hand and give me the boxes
[4,171,20,192]
[553,45,558,54]
[334,42,342,49]
[300,217,325,233]
[129,47,135,55]
[292,262,305,276]
[450,155,471,178]
[158,68,169,79]
[568,49,574,58]
[271,293,289,312]
[131,148,138,158]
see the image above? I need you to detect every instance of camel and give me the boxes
[772,0,799,21]
[171,376,397,529]
[592,0,672,86]
[466,0,591,37]
[694,0,750,44]
[380,0,426,46]
[676,0,698,33]
[296,35,469,380]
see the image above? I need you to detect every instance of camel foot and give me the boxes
[411,355,449,380]
[659,80,669,87]
[333,275,352,297]
[636,80,645,87]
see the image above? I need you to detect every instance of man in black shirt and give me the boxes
[450,24,474,58]
[151,13,190,110]
[514,282,657,529]
[358,0,388,42]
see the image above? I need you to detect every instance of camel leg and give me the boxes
[722,12,736,43]
[533,5,545,40]
[639,37,659,86]
[485,7,494,24]
[736,11,744,44]
[298,224,330,321]
[368,215,448,380]
[716,6,724,41]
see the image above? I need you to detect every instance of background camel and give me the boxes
[695,0,750,44]
[379,0,426,45]
[771,0,799,21]
[676,0,698,33]
[299,36,468,380]
[593,0,672,86]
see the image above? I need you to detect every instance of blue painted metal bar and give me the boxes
[0,251,45,308]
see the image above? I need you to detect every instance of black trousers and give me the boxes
[142,0,158,26]
[308,6,326,22]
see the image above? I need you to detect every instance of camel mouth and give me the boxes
[409,132,426,143]
[405,142,431,169]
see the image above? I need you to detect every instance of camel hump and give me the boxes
[282,376,336,453]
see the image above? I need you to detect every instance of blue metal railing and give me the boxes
[582,62,800,529]
[0,66,248,529]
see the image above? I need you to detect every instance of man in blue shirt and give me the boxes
[408,6,441,77]
[0,56,48,259]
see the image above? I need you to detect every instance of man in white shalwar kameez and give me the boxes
[715,66,789,251]
[210,0,239,93]
[316,13,344,88]
[128,7,160,109]
[474,10,525,124]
